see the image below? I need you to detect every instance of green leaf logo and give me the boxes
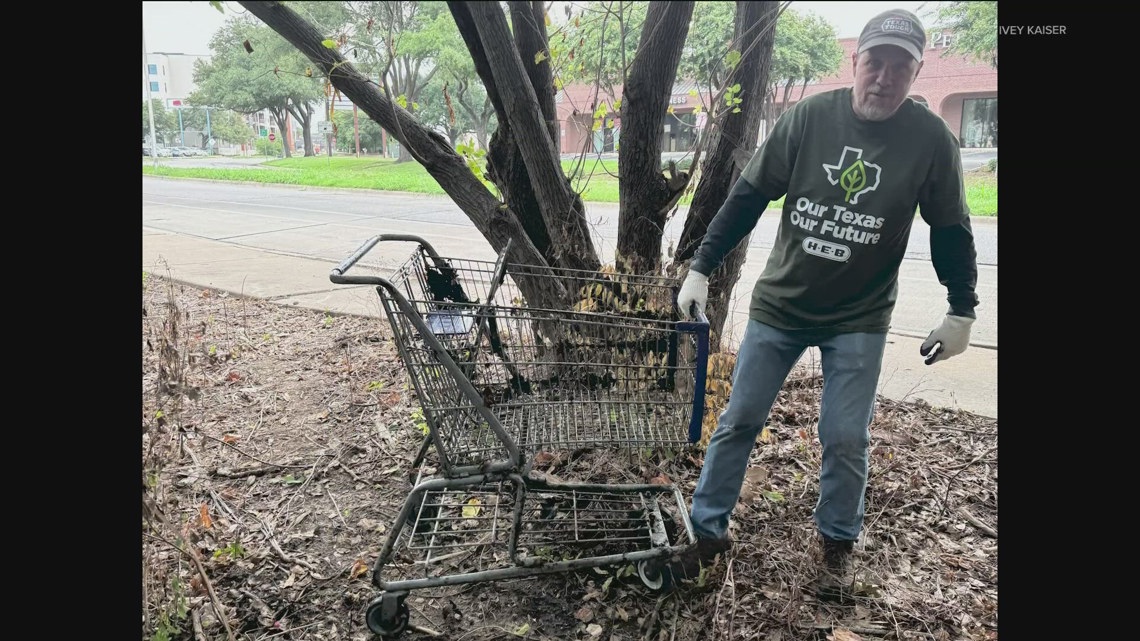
[840,160,867,203]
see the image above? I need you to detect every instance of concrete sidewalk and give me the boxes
[143,227,997,419]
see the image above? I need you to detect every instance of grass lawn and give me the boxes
[143,154,997,216]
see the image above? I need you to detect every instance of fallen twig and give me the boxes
[192,607,206,641]
[958,507,997,538]
[409,622,444,637]
[145,532,238,641]
[252,511,318,571]
[211,459,311,478]
[327,489,349,529]
[267,533,317,571]
[338,459,364,482]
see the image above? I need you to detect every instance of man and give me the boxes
[675,9,979,600]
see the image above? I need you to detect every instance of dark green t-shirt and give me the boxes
[727,88,969,333]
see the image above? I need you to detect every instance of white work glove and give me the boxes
[920,314,974,365]
[677,271,709,320]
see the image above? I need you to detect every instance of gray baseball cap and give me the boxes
[857,9,926,62]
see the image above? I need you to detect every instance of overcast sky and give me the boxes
[142,1,935,56]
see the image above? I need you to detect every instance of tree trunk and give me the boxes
[286,102,315,156]
[616,1,695,275]
[237,0,569,310]
[448,1,599,274]
[509,1,559,144]
[270,106,291,158]
[674,1,778,351]
[465,2,599,273]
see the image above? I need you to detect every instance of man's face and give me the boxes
[851,45,922,121]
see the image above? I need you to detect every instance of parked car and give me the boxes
[173,146,207,157]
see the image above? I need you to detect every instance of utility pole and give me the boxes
[353,104,361,156]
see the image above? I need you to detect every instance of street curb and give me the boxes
[142,174,997,223]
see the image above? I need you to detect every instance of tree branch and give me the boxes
[615,0,695,273]
[236,0,568,308]
[509,1,559,144]
[467,1,599,271]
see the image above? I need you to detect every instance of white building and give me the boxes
[143,51,275,154]
[143,50,336,154]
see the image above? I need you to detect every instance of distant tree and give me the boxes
[191,17,324,156]
[929,1,997,69]
[557,2,647,106]
[771,9,843,113]
[677,1,735,92]
[209,110,257,147]
[332,109,384,152]
[335,1,454,162]
[142,99,177,145]
[425,5,497,149]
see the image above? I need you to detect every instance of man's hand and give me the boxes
[920,314,974,365]
[677,271,709,320]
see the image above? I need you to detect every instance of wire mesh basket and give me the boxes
[330,234,708,638]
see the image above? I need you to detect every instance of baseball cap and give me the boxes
[857,9,926,62]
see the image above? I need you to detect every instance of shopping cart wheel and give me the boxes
[637,559,673,592]
[365,592,410,638]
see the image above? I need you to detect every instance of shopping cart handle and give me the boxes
[690,305,708,325]
[675,306,710,444]
[330,234,445,285]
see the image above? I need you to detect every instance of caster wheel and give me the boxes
[365,593,410,638]
[637,559,673,592]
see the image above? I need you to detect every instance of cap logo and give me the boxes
[881,18,914,34]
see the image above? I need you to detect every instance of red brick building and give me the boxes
[554,32,997,154]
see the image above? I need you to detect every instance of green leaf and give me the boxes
[209,0,224,13]
[688,89,698,97]
[554,77,564,90]
[321,39,338,49]
[761,490,785,502]
[396,95,408,109]
[724,50,741,70]
[731,83,741,92]
[534,50,548,64]
[513,623,531,636]
[732,107,741,113]
[283,474,305,485]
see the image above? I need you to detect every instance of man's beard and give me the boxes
[853,86,901,122]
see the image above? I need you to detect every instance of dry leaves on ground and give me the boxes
[142,274,996,641]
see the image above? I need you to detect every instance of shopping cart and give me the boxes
[330,235,710,638]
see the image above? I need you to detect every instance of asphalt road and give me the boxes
[141,177,996,349]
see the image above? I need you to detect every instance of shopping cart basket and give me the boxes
[330,235,710,638]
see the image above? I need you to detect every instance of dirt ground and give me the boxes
[142,273,997,641]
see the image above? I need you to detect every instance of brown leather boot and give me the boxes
[670,535,733,581]
[816,536,855,602]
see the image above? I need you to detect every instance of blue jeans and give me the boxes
[690,319,887,542]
